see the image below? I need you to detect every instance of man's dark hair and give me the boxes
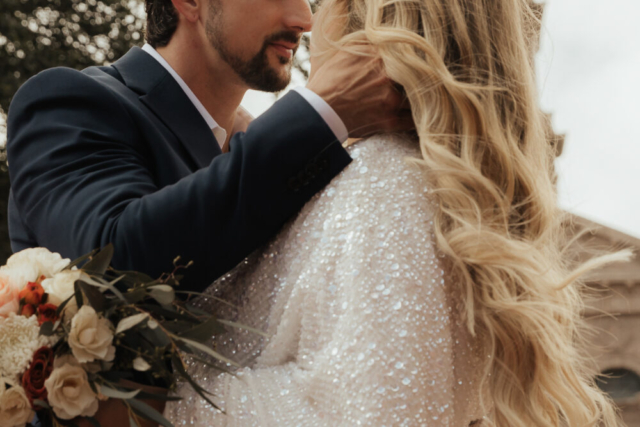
[145,0,179,48]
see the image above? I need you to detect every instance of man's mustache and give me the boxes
[263,31,301,56]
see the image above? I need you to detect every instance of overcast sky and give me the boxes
[535,0,640,239]
[242,0,640,239]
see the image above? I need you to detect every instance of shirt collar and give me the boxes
[142,43,227,148]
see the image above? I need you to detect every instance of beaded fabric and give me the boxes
[164,135,490,426]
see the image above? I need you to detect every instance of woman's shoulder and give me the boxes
[332,133,428,198]
[346,133,421,166]
[308,133,435,226]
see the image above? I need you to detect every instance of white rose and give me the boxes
[4,248,70,285]
[68,306,116,363]
[0,379,34,427]
[41,270,87,319]
[41,270,83,305]
[44,356,98,420]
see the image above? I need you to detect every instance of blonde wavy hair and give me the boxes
[312,0,631,425]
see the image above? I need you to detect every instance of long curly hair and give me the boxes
[313,0,631,425]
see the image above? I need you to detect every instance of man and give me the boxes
[7,0,411,292]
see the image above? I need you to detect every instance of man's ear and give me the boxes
[170,0,203,23]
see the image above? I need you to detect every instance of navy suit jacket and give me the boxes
[6,47,351,291]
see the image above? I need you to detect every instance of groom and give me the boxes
[6,0,410,292]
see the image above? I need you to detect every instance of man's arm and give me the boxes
[7,67,351,291]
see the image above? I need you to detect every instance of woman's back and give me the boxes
[165,135,488,426]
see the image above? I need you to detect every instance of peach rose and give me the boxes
[0,275,20,318]
[44,356,98,420]
[68,306,115,363]
[0,378,34,427]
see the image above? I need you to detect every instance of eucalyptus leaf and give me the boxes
[177,317,226,342]
[172,354,221,412]
[126,398,173,427]
[184,304,213,316]
[185,353,234,377]
[33,399,50,409]
[142,325,172,348]
[64,248,99,271]
[129,416,139,427]
[161,320,200,334]
[39,321,55,337]
[217,319,270,338]
[82,243,114,275]
[133,357,151,372]
[104,276,127,302]
[149,286,176,306]
[74,281,84,309]
[98,371,134,383]
[116,313,150,335]
[171,335,240,368]
[148,285,173,292]
[99,384,141,400]
[137,305,197,323]
[124,288,147,304]
[78,281,107,312]
[108,270,155,285]
[55,294,74,316]
[135,390,181,402]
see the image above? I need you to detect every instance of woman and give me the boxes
[165,0,629,425]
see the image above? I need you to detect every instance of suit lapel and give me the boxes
[112,47,220,169]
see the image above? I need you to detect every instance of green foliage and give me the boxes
[0,0,145,112]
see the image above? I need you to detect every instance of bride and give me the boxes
[166,0,625,425]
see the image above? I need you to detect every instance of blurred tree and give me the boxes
[0,0,145,264]
[0,0,145,112]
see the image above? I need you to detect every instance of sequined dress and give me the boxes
[164,135,489,426]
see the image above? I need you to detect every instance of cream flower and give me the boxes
[0,379,34,427]
[40,270,81,305]
[44,356,98,420]
[0,313,55,381]
[5,248,70,277]
[68,306,115,363]
[0,275,20,318]
[41,269,86,319]
[1,248,70,292]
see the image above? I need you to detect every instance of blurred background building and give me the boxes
[0,0,639,424]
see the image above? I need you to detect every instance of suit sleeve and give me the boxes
[7,68,352,291]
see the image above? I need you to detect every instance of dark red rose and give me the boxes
[20,303,36,317]
[19,282,45,306]
[37,303,59,326]
[22,346,54,404]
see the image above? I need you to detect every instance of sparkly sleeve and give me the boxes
[287,145,459,425]
[164,137,480,426]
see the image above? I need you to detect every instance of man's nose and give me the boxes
[283,0,313,33]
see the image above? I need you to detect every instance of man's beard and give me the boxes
[206,3,298,92]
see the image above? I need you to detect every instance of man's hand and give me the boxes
[307,44,414,138]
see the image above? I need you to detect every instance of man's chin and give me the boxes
[256,63,292,92]
[237,51,292,92]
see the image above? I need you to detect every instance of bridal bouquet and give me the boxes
[0,245,234,427]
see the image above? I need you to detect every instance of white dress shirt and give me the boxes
[141,44,348,149]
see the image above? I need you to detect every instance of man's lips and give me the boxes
[269,42,297,59]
